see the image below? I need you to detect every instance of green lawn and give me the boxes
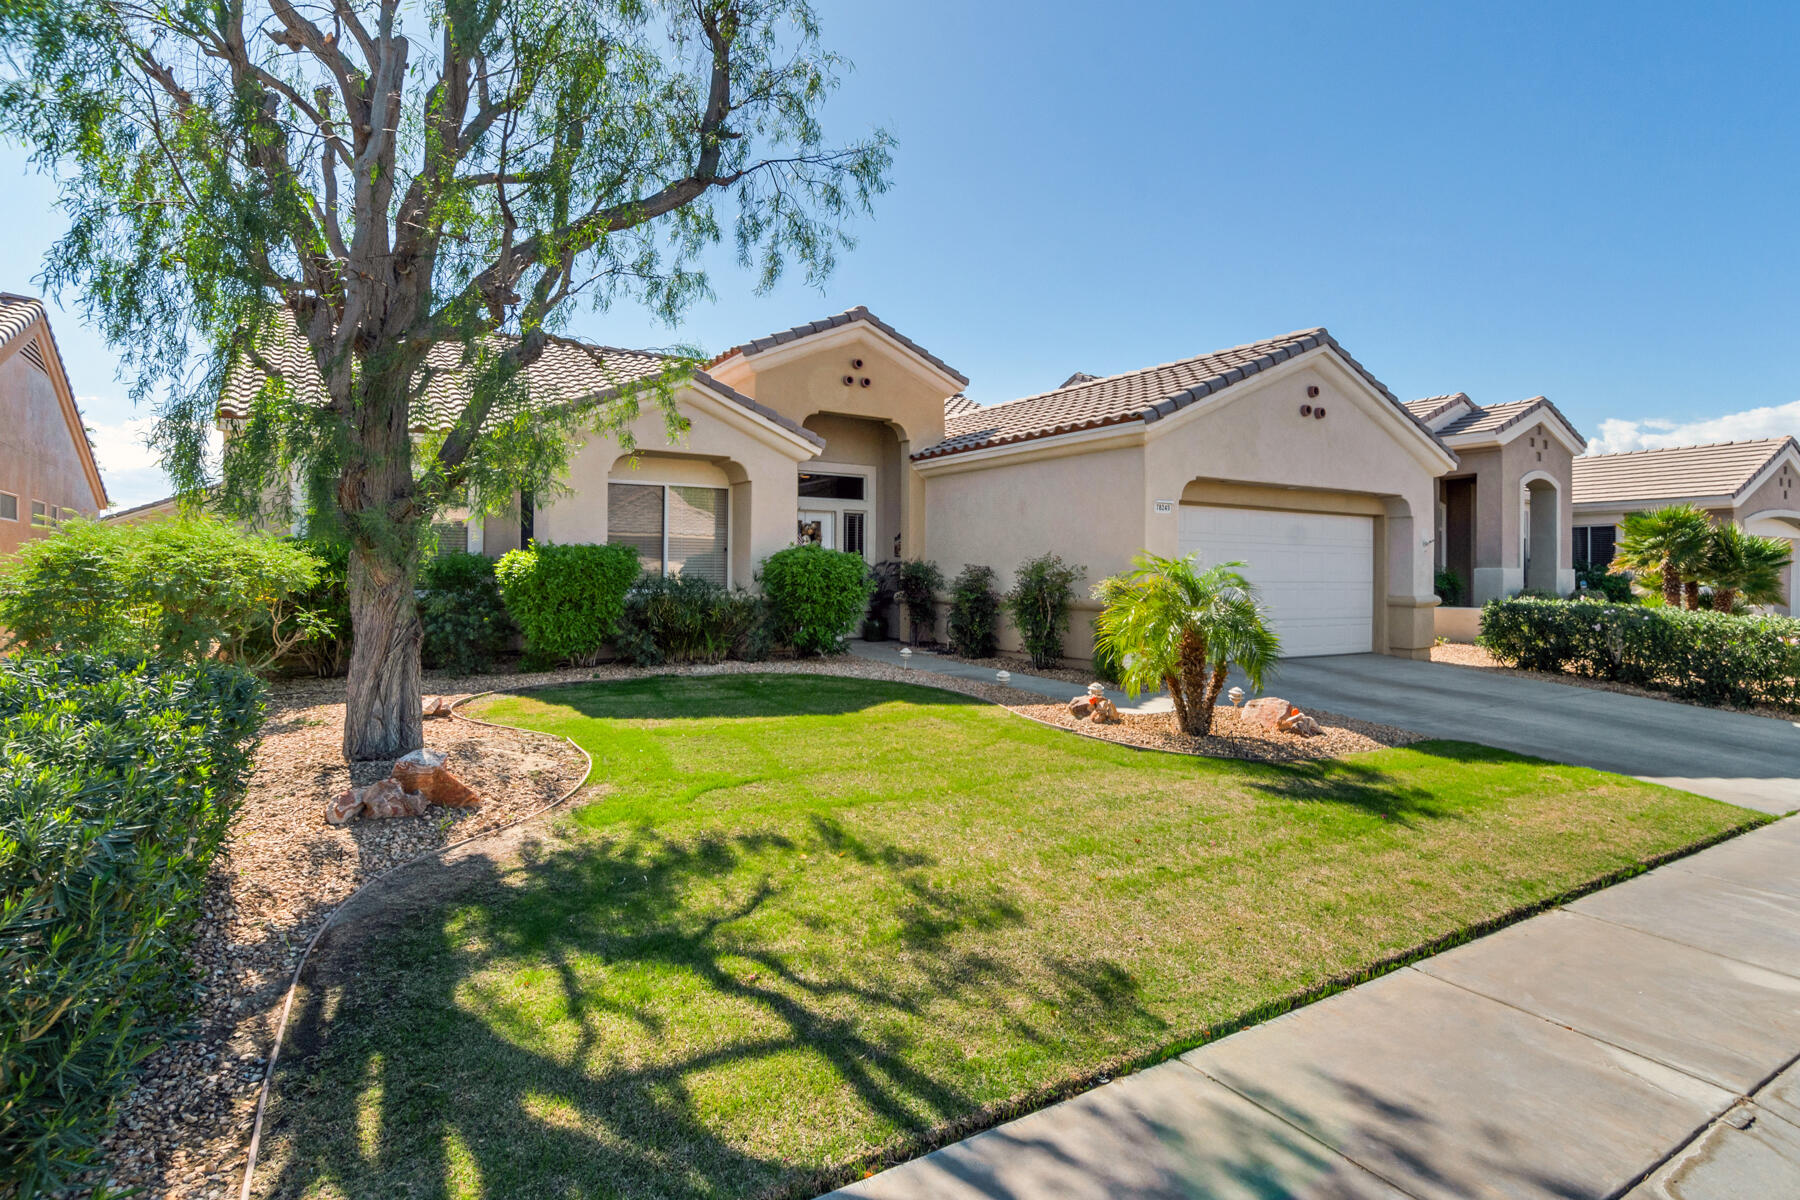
[258,674,1758,1200]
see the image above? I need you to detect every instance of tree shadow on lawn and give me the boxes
[1244,741,1527,827]
[262,816,1155,1200]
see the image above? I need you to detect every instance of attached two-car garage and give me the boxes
[1177,506,1376,657]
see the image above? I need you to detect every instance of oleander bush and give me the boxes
[419,551,514,675]
[946,564,1001,659]
[758,544,875,655]
[896,559,945,645]
[613,574,768,666]
[0,516,326,670]
[246,536,352,677]
[1007,553,1085,670]
[494,541,641,667]
[1479,597,1800,709]
[0,655,266,1197]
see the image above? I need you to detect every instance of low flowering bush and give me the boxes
[614,574,768,666]
[0,656,266,1196]
[494,541,642,666]
[1479,597,1800,709]
[758,544,875,655]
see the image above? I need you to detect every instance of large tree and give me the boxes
[0,0,890,758]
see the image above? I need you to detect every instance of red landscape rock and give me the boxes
[1241,696,1291,732]
[392,747,483,808]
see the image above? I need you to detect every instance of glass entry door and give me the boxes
[798,510,837,549]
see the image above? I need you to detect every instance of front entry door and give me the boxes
[798,510,837,549]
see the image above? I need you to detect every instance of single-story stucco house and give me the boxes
[1570,437,1800,616]
[215,305,1615,664]
[0,295,109,554]
[460,310,1471,662]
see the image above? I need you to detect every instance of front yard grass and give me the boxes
[258,673,1760,1200]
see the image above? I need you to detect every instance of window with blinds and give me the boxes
[608,482,728,583]
[842,510,867,558]
[1573,525,1617,568]
[0,493,15,522]
[432,522,468,555]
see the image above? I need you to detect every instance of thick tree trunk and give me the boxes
[1684,580,1701,610]
[1175,631,1214,737]
[344,541,425,761]
[1712,588,1737,613]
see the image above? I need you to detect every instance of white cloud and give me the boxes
[1587,401,1800,456]
[84,411,222,512]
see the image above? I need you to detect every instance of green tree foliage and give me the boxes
[1006,553,1085,670]
[946,564,1001,659]
[1616,504,1711,607]
[1698,523,1792,613]
[1093,553,1281,737]
[0,655,266,1197]
[0,516,326,669]
[758,544,874,655]
[896,558,945,645]
[493,542,640,667]
[419,551,514,674]
[0,0,891,759]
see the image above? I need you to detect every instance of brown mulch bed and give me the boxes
[1430,643,1799,724]
[1012,703,1423,763]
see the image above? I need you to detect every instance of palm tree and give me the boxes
[1092,553,1281,737]
[1701,524,1792,612]
[1616,504,1711,607]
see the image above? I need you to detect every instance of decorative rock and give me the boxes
[1241,696,1291,732]
[391,748,481,808]
[324,789,362,825]
[1278,710,1323,737]
[1068,695,1095,717]
[360,777,429,820]
[422,695,455,719]
[1088,697,1121,724]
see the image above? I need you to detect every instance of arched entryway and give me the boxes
[1521,472,1561,593]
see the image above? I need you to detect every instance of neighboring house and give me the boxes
[103,494,185,525]
[0,294,109,555]
[1570,437,1800,615]
[1405,392,1587,605]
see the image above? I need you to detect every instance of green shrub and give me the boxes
[1433,569,1466,607]
[614,574,767,666]
[0,656,266,1197]
[1576,563,1637,604]
[245,536,352,676]
[1089,620,1126,686]
[494,542,641,667]
[1479,597,1800,709]
[758,544,875,655]
[897,559,945,644]
[0,516,326,670]
[946,564,1001,659]
[419,551,514,675]
[1007,553,1085,670]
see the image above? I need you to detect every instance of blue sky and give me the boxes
[5,0,1798,506]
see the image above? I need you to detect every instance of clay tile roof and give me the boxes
[0,294,47,354]
[1572,437,1798,506]
[1405,393,1471,423]
[1437,394,1583,442]
[943,393,977,417]
[916,328,1434,461]
[706,305,969,387]
[216,319,821,445]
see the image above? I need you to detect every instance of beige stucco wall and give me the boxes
[0,347,106,557]
[1733,459,1800,615]
[1447,423,1575,604]
[918,353,1448,662]
[491,382,812,588]
[714,326,955,561]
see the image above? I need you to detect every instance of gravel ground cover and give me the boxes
[1013,703,1422,763]
[94,656,1053,1199]
[1430,642,1799,722]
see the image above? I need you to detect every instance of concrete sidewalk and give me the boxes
[848,640,1172,712]
[827,817,1800,1200]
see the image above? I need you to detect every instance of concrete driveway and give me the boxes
[1254,654,1799,814]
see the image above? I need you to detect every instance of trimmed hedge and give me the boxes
[0,656,266,1196]
[494,541,642,666]
[1479,597,1800,709]
[759,544,875,655]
